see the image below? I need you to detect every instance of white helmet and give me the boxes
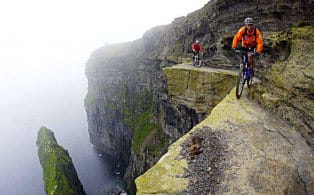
[244,17,254,25]
[195,40,199,43]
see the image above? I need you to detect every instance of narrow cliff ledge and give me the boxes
[136,87,314,194]
[37,127,85,195]
[163,64,237,114]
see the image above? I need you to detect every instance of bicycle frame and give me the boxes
[192,51,203,67]
[241,52,251,79]
[235,49,255,99]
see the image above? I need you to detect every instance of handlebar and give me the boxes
[233,48,259,56]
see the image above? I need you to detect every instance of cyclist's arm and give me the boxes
[192,44,196,51]
[232,27,245,49]
[256,28,263,53]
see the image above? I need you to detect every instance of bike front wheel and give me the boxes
[193,57,200,67]
[247,76,253,88]
[247,69,254,88]
[236,68,245,99]
[195,60,202,67]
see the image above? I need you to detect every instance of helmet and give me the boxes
[244,17,254,25]
[195,40,199,43]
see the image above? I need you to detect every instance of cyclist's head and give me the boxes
[195,40,199,44]
[244,17,254,31]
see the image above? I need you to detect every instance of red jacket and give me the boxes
[232,26,263,53]
[192,43,203,52]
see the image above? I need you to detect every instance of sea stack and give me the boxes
[36,126,85,195]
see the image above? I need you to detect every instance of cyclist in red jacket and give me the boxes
[192,40,203,63]
[192,40,203,56]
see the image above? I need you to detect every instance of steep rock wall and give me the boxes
[85,41,205,193]
[253,26,314,148]
[143,0,313,66]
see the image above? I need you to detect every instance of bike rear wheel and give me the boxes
[236,67,245,99]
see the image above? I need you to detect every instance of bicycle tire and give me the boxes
[247,69,254,88]
[247,76,253,88]
[193,56,200,67]
[236,67,245,99]
[195,60,202,68]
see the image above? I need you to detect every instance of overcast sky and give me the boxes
[0,0,209,72]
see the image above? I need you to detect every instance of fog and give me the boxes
[0,64,121,194]
[0,0,209,194]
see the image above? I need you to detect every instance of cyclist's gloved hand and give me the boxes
[253,48,260,57]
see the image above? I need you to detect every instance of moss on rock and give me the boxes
[37,127,85,195]
[135,131,190,194]
[253,26,314,148]
[163,64,237,114]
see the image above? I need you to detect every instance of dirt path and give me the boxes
[173,63,238,75]
[194,87,314,194]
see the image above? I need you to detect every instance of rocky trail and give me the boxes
[136,87,314,194]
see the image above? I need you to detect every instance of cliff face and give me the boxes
[143,0,313,65]
[37,127,85,195]
[85,41,208,192]
[85,0,314,193]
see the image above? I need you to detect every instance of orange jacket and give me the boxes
[232,26,263,53]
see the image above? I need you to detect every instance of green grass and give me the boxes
[132,110,158,153]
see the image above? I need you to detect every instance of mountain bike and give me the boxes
[235,49,257,99]
[192,51,203,67]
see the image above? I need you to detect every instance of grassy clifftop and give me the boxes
[37,127,85,195]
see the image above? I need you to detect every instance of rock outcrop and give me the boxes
[253,26,314,148]
[37,127,85,195]
[84,0,314,193]
[136,87,314,194]
[163,64,237,113]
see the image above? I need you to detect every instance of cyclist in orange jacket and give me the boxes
[232,17,263,72]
